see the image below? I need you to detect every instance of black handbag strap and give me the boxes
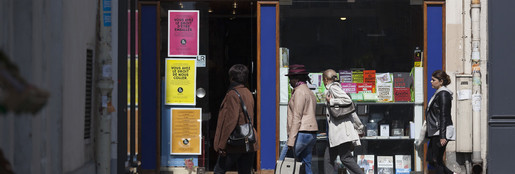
[231,88,252,126]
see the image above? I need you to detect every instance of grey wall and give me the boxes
[0,0,98,173]
[488,0,515,173]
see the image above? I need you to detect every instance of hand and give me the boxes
[219,149,227,157]
[440,139,447,146]
[326,94,332,102]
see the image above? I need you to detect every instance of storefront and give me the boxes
[126,0,445,173]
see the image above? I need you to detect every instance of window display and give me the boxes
[279,0,423,173]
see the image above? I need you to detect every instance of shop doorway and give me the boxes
[137,1,258,172]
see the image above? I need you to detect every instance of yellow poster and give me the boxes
[170,108,202,155]
[165,58,197,105]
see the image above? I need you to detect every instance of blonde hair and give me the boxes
[323,69,338,82]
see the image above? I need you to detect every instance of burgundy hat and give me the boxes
[285,64,309,76]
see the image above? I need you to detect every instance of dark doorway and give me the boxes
[159,1,257,171]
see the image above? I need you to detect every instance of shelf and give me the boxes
[316,102,422,105]
[361,136,413,140]
[316,136,413,141]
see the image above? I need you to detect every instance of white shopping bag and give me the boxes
[275,157,303,174]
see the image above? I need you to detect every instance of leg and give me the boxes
[279,143,289,160]
[214,153,239,174]
[294,133,317,174]
[324,145,339,174]
[237,152,255,174]
[338,142,364,174]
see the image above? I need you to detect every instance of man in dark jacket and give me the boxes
[213,64,258,174]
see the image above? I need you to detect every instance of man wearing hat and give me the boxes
[279,64,319,174]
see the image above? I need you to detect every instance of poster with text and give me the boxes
[168,10,199,57]
[170,108,202,155]
[165,58,197,105]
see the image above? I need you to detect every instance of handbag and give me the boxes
[226,89,256,152]
[275,147,303,174]
[275,157,302,174]
[446,125,456,141]
[327,86,356,118]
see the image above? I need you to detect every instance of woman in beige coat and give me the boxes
[322,69,364,174]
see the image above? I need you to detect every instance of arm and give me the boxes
[213,92,240,152]
[438,91,452,141]
[328,85,352,106]
[287,91,306,147]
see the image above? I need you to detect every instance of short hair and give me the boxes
[229,64,249,84]
[323,69,338,82]
[432,70,451,86]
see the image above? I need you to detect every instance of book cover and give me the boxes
[363,70,376,84]
[350,93,363,101]
[363,93,378,102]
[308,73,323,89]
[357,83,374,94]
[377,83,393,102]
[352,69,364,83]
[380,124,390,137]
[341,83,357,94]
[339,70,353,83]
[395,155,411,174]
[393,72,413,89]
[357,155,375,174]
[394,87,411,102]
[377,156,394,174]
[308,73,325,102]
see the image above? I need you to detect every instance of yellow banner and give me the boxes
[165,58,197,105]
[171,108,201,155]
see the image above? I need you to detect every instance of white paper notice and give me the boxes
[102,96,108,107]
[458,89,472,100]
[472,94,481,111]
[102,65,112,77]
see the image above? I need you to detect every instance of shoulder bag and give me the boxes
[226,89,256,152]
[327,84,356,118]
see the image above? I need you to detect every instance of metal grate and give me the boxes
[84,49,94,140]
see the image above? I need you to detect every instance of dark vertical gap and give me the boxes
[117,0,128,172]
[84,49,94,140]
[130,0,137,167]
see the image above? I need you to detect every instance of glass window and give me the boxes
[280,0,422,72]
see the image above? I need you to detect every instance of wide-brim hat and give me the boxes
[285,64,309,76]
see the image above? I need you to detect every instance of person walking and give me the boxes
[426,70,454,174]
[322,69,364,174]
[279,64,319,174]
[213,64,258,174]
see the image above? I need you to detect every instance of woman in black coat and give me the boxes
[426,70,454,174]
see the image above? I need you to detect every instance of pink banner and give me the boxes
[168,10,199,57]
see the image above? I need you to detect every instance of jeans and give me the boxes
[279,132,317,174]
[214,152,255,174]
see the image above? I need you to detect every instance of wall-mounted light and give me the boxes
[340,17,347,21]
[232,9,236,15]
[208,8,213,13]
[233,2,238,9]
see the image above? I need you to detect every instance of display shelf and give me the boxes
[316,102,421,105]
[361,136,413,140]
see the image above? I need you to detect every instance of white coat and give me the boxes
[325,82,363,148]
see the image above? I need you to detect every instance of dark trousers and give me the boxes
[324,142,364,174]
[214,152,255,174]
[427,136,453,174]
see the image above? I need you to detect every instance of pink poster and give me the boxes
[168,10,199,57]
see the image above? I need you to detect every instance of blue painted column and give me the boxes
[259,4,277,170]
[426,5,443,101]
[140,4,158,170]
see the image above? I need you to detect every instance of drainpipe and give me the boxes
[470,0,483,168]
[95,0,114,173]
